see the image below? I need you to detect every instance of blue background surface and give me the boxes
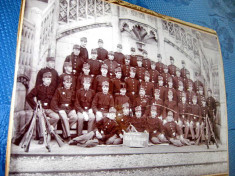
[0,0,234,175]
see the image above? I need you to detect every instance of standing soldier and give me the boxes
[125,67,139,109]
[114,83,130,112]
[76,63,94,90]
[156,54,164,75]
[35,57,59,93]
[50,75,78,141]
[96,39,108,61]
[140,71,154,99]
[155,76,166,101]
[26,72,60,144]
[194,72,204,94]
[162,65,172,87]
[75,77,96,137]
[93,64,110,93]
[180,60,189,82]
[122,55,131,80]
[114,44,125,65]
[92,81,114,121]
[173,68,184,90]
[190,95,201,140]
[59,61,77,90]
[110,67,123,95]
[130,47,138,67]
[136,56,146,82]
[149,60,159,88]
[79,37,89,62]
[184,71,194,91]
[104,51,120,79]
[163,90,178,121]
[168,56,177,77]
[164,77,177,102]
[64,44,84,77]
[151,89,164,120]
[142,50,151,70]
[176,81,186,105]
[187,82,197,105]
[87,49,102,77]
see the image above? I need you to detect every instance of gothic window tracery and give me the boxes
[181,28,187,48]
[187,33,193,50]
[59,0,68,23]
[168,22,175,36]
[174,24,181,41]
[162,20,168,31]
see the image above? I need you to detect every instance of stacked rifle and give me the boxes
[12,101,64,152]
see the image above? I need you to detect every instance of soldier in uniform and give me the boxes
[168,56,177,77]
[122,55,131,79]
[134,86,150,117]
[199,97,208,142]
[93,64,110,93]
[176,81,186,105]
[104,51,120,79]
[156,54,164,75]
[116,102,131,133]
[59,61,76,90]
[87,49,102,77]
[110,67,123,95]
[79,37,89,62]
[136,56,146,82]
[75,77,96,136]
[96,39,108,61]
[92,81,114,121]
[140,71,154,99]
[130,106,147,132]
[114,83,130,112]
[114,44,125,65]
[149,60,159,88]
[64,44,85,77]
[35,57,59,93]
[147,105,167,144]
[173,68,184,90]
[184,71,194,91]
[190,95,201,140]
[164,77,177,102]
[130,47,138,67]
[180,60,189,82]
[142,50,151,70]
[197,86,206,107]
[162,65,172,87]
[50,75,78,141]
[187,82,197,105]
[125,67,139,109]
[26,72,60,144]
[155,76,166,101]
[194,72,204,94]
[76,63,94,90]
[163,90,178,121]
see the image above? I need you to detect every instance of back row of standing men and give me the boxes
[26,37,217,146]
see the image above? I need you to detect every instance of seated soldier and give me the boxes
[164,111,190,147]
[75,77,96,136]
[59,61,76,90]
[93,64,110,93]
[76,63,94,90]
[149,60,159,88]
[116,102,131,133]
[162,65,172,87]
[164,77,177,102]
[26,72,60,144]
[134,86,150,117]
[187,82,197,105]
[173,68,184,90]
[136,56,146,82]
[151,89,164,121]
[121,55,131,80]
[87,49,102,77]
[147,105,167,144]
[114,83,130,112]
[176,81,186,105]
[163,90,177,124]
[140,71,154,99]
[110,67,123,95]
[190,95,201,140]
[130,106,147,133]
[155,76,166,101]
[92,81,114,121]
[96,107,122,145]
[50,75,78,141]
[104,51,119,79]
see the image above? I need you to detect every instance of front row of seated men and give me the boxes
[26,68,212,147]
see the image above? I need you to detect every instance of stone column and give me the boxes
[156,19,167,63]
[110,4,121,49]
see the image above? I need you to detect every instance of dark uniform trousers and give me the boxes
[51,87,78,138]
[75,88,96,136]
[116,113,131,132]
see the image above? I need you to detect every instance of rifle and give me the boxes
[206,114,219,148]
[38,101,64,148]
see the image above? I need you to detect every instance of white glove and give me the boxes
[96,131,102,139]
[96,111,103,121]
[88,109,93,114]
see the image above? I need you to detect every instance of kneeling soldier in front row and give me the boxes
[51,75,78,141]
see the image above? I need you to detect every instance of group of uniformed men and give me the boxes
[26,37,217,147]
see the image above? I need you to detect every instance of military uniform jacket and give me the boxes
[194,80,204,93]
[186,90,197,105]
[110,78,123,95]
[104,59,119,77]
[206,96,217,116]
[190,104,201,122]
[87,58,102,76]
[163,100,178,119]
[35,67,59,93]
[142,58,151,70]
[164,87,177,102]
[121,64,131,79]
[155,85,166,101]
[74,88,95,113]
[26,84,55,110]
[146,116,164,137]
[197,94,206,107]
[134,96,150,114]
[156,62,164,74]
[80,47,89,62]
[130,115,147,132]
[116,113,131,132]
[92,92,114,113]
[178,102,191,121]
[130,55,137,67]
[51,87,75,113]
[93,75,110,93]
[162,72,172,87]
[125,77,139,95]
[76,74,94,90]
[168,64,177,76]
[140,81,154,98]
[114,95,130,111]
[59,73,77,90]
[97,47,108,61]
[136,67,146,81]
[149,69,159,85]
[114,52,125,65]
[173,76,184,90]
[164,121,182,139]
[176,90,187,104]
[151,98,164,116]
[96,117,120,141]
[180,68,189,81]
[184,78,194,91]
[64,53,85,76]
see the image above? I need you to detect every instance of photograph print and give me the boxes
[6,0,229,175]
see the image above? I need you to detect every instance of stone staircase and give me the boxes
[9,141,228,176]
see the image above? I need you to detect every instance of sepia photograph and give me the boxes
[6,0,228,175]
